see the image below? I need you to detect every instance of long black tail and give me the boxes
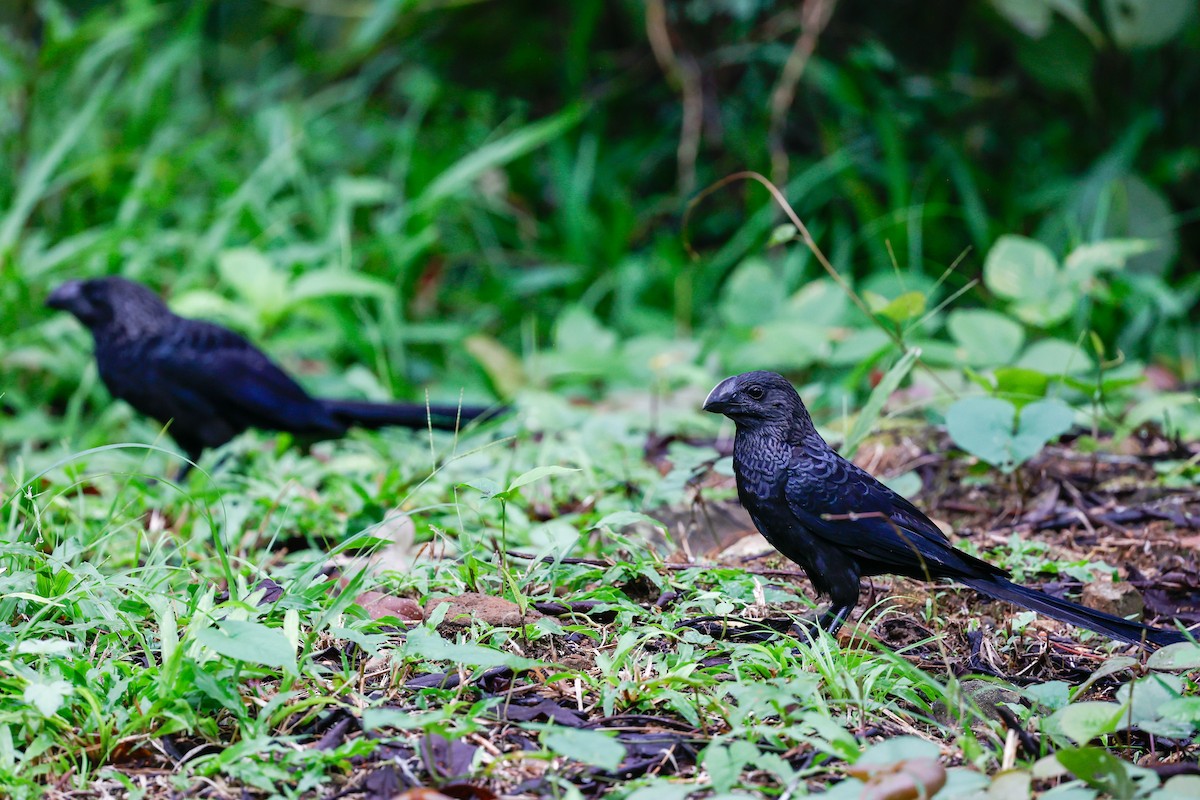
[321,398,505,433]
[961,576,1188,648]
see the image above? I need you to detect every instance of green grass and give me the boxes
[6,405,1199,798]
[0,413,984,797]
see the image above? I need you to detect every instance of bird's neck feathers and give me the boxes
[732,418,793,483]
[731,406,823,469]
[96,296,177,342]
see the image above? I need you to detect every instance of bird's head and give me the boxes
[46,277,172,333]
[703,371,809,430]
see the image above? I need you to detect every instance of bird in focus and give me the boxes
[704,370,1187,648]
[47,276,503,478]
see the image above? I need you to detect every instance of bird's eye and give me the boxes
[745,385,765,400]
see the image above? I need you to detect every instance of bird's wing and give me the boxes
[782,443,1003,578]
[145,320,342,434]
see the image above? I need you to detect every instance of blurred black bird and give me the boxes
[47,277,503,478]
[704,370,1187,648]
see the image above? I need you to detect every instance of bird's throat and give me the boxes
[732,424,791,500]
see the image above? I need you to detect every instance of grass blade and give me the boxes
[0,68,118,259]
[843,347,921,458]
[412,102,587,215]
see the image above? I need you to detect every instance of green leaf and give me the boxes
[991,367,1051,401]
[1061,375,1145,395]
[333,175,394,205]
[556,306,617,354]
[1049,701,1126,744]
[881,470,921,499]
[1015,398,1076,455]
[1157,697,1200,724]
[590,511,666,531]
[947,397,1020,470]
[701,741,747,794]
[194,619,298,675]
[541,727,626,771]
[946,396,1074,472]
[720,319,828,372]
[506,465,580,493]
[168,289,262,333]
[414,103,586,214]
[947,309,1025,366]
[1102,0,1194,48]
[1013,291,1078,328]
[767,223,798,246]
[403,627,540,670]
[1074,656,1139,696]
[15,638,77,655]
[24,678,72,717]
[460,476,503,499]
[624,784,694,800]
[1055,747,1137,799]
[978,768,1033,800]
[1115,674,1184,726]
[1016,339,1094,375]
[982,236,1083,326]
[992,0,1053,36]
[842,348,920,458]
[216,248,289,318]
[1146,642,1200,671]
[787,279,850,327]
[362,707,450,731]
[720,259,784,327]
[1023,680,1072,712]
[1103,175,1178,276]
[1014,18,1095,98]
[854,735,941,765]
[1063,239,1158,283]
[289,269,392,304]
[984,235,1059,302]
[1152,775,1200,799]
[876,290,926,324]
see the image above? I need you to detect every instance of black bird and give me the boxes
[47,277,502,477]
[704,370,1187,648]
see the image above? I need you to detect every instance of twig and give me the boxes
[768,0,837,184]
[995,704,1042,759]
[646,0,702,196]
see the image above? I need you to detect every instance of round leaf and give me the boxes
[945,396,1020,471]
[1103,0,1195,48]
[719,259,784,327]
[983,235,1059,302]
[1146,642,1200,671]
[947,309,1025,366]
[1011,398,1076,463]
[542,728,626,771]
[1049,701,1126,744]
[195,619,298,675]
[1016,339,1094,375]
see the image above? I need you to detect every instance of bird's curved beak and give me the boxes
[703,376,738,414]
[46,280,86,314]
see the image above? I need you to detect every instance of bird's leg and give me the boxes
[820,568,861,635]
[819,604,853,635]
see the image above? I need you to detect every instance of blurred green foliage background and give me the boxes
[2,0,1198,464]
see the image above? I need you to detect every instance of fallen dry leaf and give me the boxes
[355,591,424,621]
